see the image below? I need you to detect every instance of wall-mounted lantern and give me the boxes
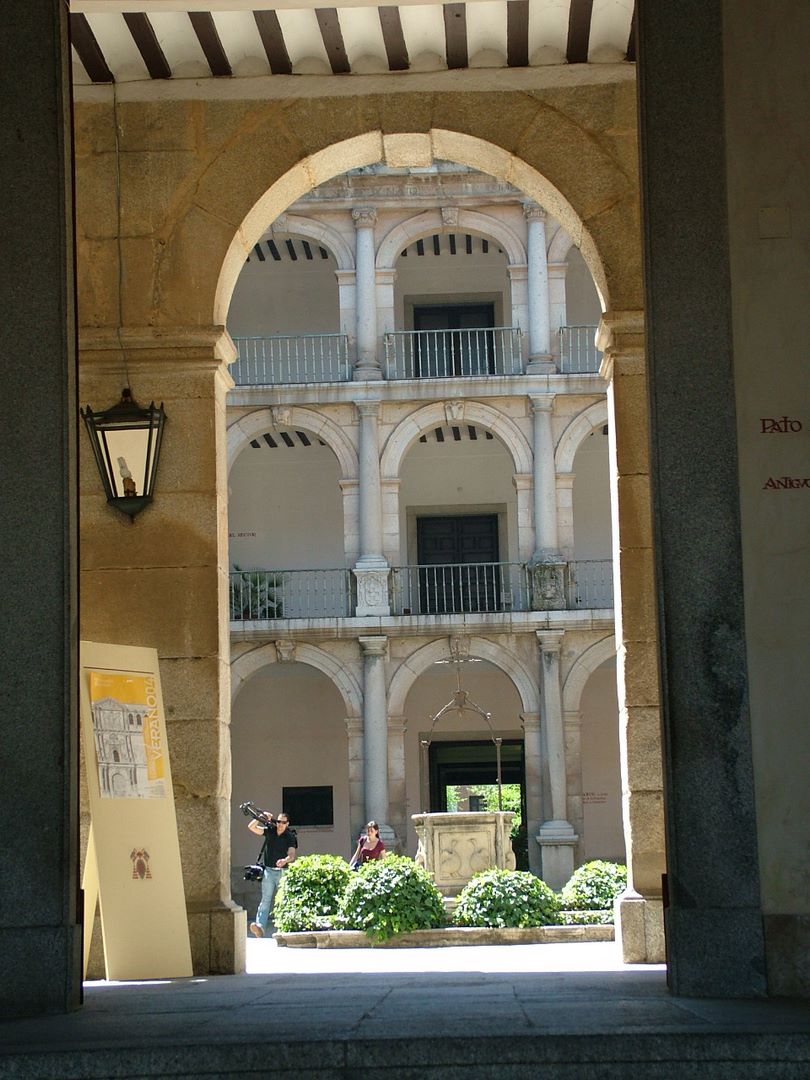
[81,389,166,519]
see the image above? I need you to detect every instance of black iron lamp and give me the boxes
[81,389,167,519]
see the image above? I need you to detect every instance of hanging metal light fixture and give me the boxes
[420,638,504,811]
[81,388,167,519]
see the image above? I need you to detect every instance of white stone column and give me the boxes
[536,630,577,889]
[524,203,554,373]
[353,400,389,615]
[521,712,543,878]
[352,207,381,379]
[360,636,393,845]
[345,716,365,847]
[529,395,566,609]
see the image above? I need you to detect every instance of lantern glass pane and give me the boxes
[97,425,151,500]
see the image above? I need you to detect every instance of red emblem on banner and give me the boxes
[130,848,152,880]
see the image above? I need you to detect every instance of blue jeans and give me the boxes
[255,867,284,931]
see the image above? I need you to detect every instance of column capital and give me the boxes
[512,472,533,491]
[536,629,565,653]
[352,206,377,228]
[359,635,388,657]
[355,399,381,420]
[523,202,546,222]
[529,393,555,414]
[388,715,408,735]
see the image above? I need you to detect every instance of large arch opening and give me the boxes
[212,125,662,969]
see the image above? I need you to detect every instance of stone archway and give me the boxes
[555,400,609,474]
[381,399,533,480]
[226,405,358,478]
[77,92,660,975]
[375,207,527,270]
[231,640,362,718]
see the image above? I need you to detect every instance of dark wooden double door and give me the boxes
[416,514,500,614]
[413,303,495,377]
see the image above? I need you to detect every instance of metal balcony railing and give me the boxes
[391,562,530,615]
[231,334,351,385]
[559,325,601,374]
[384,327,523,380]
[230,569,353,620]
[566,560,614,608]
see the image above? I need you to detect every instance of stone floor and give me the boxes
[1,941,809,1078]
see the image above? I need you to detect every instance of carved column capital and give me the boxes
[355,399,381,420]
[359,635,388,658]
[529,393,555,415]
[536,629,565,655]
[352,206,377,228]
[523,202,546,222]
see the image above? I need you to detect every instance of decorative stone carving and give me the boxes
[353,569,391,617]
[271,405,292,428]
[448,635,470,662]
[529,560,567,610]
[358,572,388,610]
[441,206,459,227]
[274,639,296,664]
[523,202,545,222]
[443,400,465,424]
[352,206,377,228]
[271,214,289,234]
[412,812,516,896]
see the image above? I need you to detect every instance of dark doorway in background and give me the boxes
[413,302,495,377]
[416,514,500,613]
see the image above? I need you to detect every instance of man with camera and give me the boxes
[247,811,297,938]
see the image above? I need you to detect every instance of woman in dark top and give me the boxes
[351,821,385,867]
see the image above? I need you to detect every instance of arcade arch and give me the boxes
[376,208,527,270]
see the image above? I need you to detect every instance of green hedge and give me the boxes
[560,861,627,912]
[453,869,560,929]
[338,856,446,942]
[274,854,352,932]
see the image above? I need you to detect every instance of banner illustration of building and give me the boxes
[89,671,166,799]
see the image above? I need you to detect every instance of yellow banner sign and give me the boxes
[88,670,166,798]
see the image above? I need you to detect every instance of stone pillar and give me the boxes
[352,207,381,379]
[345,716,365,846]
[536,631,577,889]
[359,637,393,844]
[376,267,397,376]
[636,0,767,996]
[512,473,535,562]
[598,311,666,964]
[387,715,408,852]
[524,204,554,373]
[564,710,585,868]
[353,400,389,615]
[548,262,568,364]
[335,268,357,369]
[507,263,529,365]
[79,329,245,977]
[338,478,360,565]
[529,395,566,609]
[0,0,81,1019]
[521,713,543,878]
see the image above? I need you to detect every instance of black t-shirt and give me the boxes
[260,824,298,867]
